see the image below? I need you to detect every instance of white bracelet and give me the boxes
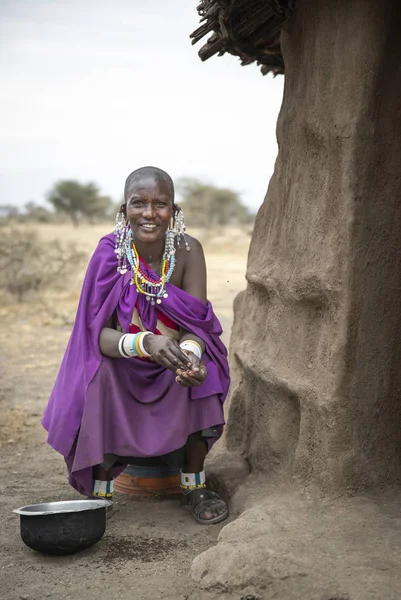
[138,331,153,357]
[179,341,202,360]
[118,334,127,358]
[118,332,154,358]
[118,334,135,358]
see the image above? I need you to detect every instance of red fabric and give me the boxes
[128,300,178,336]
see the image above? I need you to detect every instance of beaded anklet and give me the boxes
[180,470,207,495]
[92,479,114,499]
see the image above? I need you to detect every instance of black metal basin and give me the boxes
[14,499,112,555]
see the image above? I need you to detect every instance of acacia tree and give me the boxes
[47,180,112,226]
[177,178,253,227]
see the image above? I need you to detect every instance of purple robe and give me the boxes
[42,233,230,495]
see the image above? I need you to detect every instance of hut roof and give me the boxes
[191,0,295,76]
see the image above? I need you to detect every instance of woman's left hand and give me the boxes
[175,351,208,387]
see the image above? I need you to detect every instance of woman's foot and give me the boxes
[182,488,228,524]
[181,433,228,524]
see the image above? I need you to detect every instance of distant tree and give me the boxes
[24,201,55,223]
[176,178,253,227]
[87,195,115,224]
[46,180,113,226]
[0,204,20,219]
[24,201,36,213]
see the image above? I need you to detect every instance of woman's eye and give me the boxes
[156,202,167,208]
[130,200,143,207]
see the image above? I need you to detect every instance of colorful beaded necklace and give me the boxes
[125,229,176,305]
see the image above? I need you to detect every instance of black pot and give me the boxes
[14,499,112,556]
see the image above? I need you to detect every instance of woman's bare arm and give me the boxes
[179,237,207,352]
[99,315,124,358]
[99,315,190,370]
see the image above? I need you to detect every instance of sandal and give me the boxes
[181,488,229,525]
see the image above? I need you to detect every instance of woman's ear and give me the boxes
[172,204,180,228]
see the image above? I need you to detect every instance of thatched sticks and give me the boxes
[190,0,295,75]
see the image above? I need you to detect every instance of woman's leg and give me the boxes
[93,465,113,481]
[184,431,208,472]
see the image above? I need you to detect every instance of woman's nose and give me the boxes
[142,203,155,218]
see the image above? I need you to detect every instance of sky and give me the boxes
[0,0,284,212]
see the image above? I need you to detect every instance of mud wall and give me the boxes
[224,0,401,492]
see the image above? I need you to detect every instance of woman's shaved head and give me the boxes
[124,166,174,203]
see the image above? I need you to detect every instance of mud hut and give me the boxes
[192,0,401,492]
[190,3,401,594]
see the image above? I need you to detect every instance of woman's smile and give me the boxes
[140,223,158,231]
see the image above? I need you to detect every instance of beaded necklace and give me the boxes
[125,229,176,305]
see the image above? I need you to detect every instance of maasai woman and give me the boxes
[42,166,230,524]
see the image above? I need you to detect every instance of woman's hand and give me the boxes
[142,335,191,372]
[175,351,208,387]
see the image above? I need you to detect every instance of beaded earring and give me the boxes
[174,207,190,251]
[114,210,129,274]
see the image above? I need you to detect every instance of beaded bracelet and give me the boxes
[118,332,153,358]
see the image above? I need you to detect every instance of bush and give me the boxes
[24,203,57,223]
[0,228,86,302]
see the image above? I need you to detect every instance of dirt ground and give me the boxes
[0,224,250,600]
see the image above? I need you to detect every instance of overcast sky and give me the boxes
[0,0,283,211]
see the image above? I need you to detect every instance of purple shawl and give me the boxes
[42,234,230,492]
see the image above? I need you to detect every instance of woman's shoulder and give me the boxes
[185,233,202,250]
[175,234,205,263]
[177,233,204,252]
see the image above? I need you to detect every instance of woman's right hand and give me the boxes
[143,335,192,372]
[175,352,208,387]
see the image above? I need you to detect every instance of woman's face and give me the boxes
[125,177,174,244]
